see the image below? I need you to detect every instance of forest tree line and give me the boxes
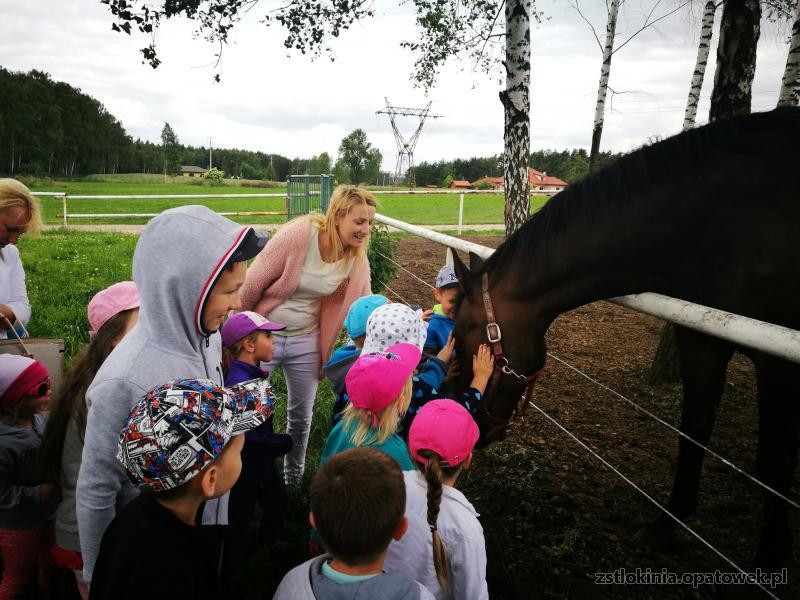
[1,67,617,184]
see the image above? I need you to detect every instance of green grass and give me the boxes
[28,177,549,226]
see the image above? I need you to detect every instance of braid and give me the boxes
[419,450,450,589]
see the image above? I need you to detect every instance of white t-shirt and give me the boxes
[384,470,489,600]
[268,225,353,336]
[0,244,31,339]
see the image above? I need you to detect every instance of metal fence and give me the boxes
[286,175,334,220]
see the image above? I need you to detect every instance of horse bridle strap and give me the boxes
[480,272,539,436]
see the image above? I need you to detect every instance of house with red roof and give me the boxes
[471,168,568,195]
[449,179,472,189]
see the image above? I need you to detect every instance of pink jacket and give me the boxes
[239,218,372,364]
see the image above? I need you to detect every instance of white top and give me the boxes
[269,225,353,336]
[0,245,31,339]
[384,471,489,600]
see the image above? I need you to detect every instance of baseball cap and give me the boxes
[88,281,140,338]
[228,227,268,264]
[343,294,389,340]
[117,377,274,492]
[435,264,459,290]
[0,355,49,411]
[346,343,421,425]
[221,311,286,347]
[408,399,479,467]
[362,303,427,354]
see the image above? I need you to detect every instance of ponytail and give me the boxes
[418,449,450,589]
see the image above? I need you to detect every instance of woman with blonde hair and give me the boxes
[0,179,42,339]
[239,185,375,484]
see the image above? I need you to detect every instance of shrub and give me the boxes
[367,222,397,292]
[201,167,226,184]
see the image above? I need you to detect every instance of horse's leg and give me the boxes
[635,326,734,547]
[753,357,799,569]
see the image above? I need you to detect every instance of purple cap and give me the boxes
[221,311,286,347]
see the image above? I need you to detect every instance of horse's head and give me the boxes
[452,250,547,447]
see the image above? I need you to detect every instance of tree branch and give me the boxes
[613,0,691,55]
[570,0,604,52]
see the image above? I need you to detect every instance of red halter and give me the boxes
[479,272,540,440]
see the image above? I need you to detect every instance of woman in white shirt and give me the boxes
[0,179,41,339]
[239,185,375,485]
[384,399,489,600]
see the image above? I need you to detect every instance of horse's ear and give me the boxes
[468,252,484,272]
[451,250,472,284]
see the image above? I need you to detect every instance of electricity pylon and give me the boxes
[376,98,442,187]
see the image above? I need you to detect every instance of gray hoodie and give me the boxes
[76,206,257,583]
[274,555,435,600]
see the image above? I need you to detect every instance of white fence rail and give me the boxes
[374,214,800,365]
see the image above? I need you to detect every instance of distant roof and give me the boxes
[472,169,568,188]
[471,176,504,187]
[450,180,472,188]
[181,165,208,173]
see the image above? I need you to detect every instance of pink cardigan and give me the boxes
[239,218,372,364]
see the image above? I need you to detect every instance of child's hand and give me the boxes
[39,483,62,505]
[422,309,434,322]
[436,333,456,364]
[444,358,461,384]
[470,345,495,394]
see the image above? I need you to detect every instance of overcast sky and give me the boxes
[2,0,794,170]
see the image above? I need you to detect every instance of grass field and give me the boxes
[28,175,549,226]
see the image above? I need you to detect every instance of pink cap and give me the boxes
[408,399,479,467]
[0,355,49,410]
[346,343,421,425]
[88,281,140,338]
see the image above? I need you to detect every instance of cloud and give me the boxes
[2,0,792,171]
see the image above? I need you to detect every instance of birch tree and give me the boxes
[573,0,691,173]
[778,0,800,106]
[683,1,719,130]
[99,0,540,236]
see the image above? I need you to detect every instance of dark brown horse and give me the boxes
[452,107,800,569]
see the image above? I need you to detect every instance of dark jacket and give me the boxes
[224,359,291,485]
[323,345,361,425]
[89,493,231,600]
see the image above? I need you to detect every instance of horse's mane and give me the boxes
[478,107,800,278]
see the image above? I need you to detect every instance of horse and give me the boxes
[451,107,800,569]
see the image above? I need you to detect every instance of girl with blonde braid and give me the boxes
[384,399,488,599]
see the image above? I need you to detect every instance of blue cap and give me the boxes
[435,264,459,289]
[344,294,389,339]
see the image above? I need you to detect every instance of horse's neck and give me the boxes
[511,201,680,324]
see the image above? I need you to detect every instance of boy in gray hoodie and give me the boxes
[76,205,266,584]
[274,447,433,600]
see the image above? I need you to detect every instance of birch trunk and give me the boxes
[588,0,619,173]
[501,0,531,237]
[683,1,717,130]
[778,0,800,107]
[709,0,761,121]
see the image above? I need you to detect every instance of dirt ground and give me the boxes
[388,235,800,600]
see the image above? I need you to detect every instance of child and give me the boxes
[0,355,61,599]
[423,265,460,357]
[39,281,140,600]
[362,303,494,438]
[88,377,274,600]
[76,205,267,584]
[319,343,420,471]
[220,311,292,553]
[384,399,488,599]
[275,447,435,600]
[323,294,388,424]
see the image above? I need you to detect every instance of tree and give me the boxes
[160,122,180,176]
[572,0,691,172]
[97,0,543,237]
[336,129,382,185]
[778,0,800,106]
[683,1,719,130]
[709,0,761,121]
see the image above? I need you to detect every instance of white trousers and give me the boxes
[262,330,321,485]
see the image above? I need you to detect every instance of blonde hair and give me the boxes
[305,185,377,261]
[0,179,42,236]
[341,377,412,446]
